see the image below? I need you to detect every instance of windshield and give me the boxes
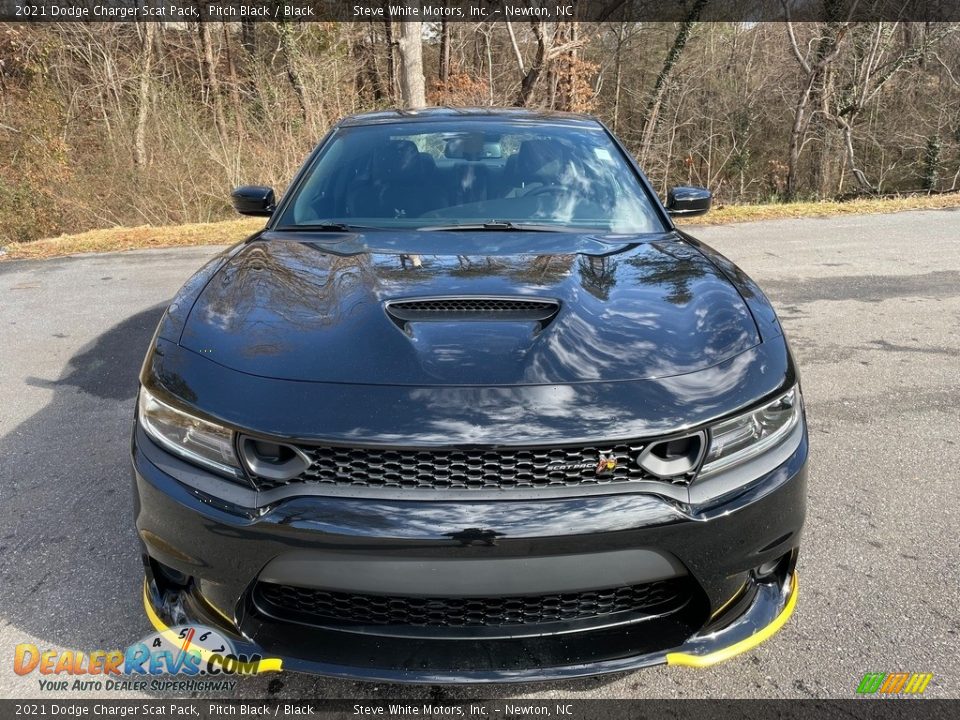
[275,120,665,233]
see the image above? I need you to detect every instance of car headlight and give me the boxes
[137,387,241,477]
[698,386,802,479]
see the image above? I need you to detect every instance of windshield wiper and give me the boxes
[418,221,598,233]
[274,222,376,232]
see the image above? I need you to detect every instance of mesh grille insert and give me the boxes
[249,441,698,492]
[254,578,688,629]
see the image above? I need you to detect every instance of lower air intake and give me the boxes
[253,578,689,629]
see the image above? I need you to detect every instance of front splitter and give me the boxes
[142,573,797,683]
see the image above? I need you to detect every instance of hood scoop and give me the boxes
[385,296,560,328]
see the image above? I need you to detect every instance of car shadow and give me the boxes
[0,305,164,657]
[0,305,623,699]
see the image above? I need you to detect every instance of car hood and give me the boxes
[178,231,760,386]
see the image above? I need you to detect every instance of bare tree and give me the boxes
[133,22,156,168]
[383,17,398,102]
[638,0,708,164]
[825,22,956,192]
[513,21,584,107]
[221,23,243,142]
[397,4,426,108]
[610,19,630,131]
[784,19,851,199]
[553,19,578,111]
[505,21,526,78]
[277,20,311,123]
[196,20,227,142]
[439,14,451,84]
[515,21,549,106]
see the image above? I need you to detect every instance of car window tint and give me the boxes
[279,120,664,234]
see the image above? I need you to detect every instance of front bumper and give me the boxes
[133,424,807,683]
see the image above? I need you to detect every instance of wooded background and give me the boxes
[1,17,959,245]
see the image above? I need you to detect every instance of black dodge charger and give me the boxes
[132,108,806,682]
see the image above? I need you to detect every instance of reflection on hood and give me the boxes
[179,232,760,386]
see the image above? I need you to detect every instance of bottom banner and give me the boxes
[2,700,956,720]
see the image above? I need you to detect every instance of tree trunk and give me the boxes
[816,120,843,197]
[383,17,397,102]
[197,21,227,142]
[785,73,816,200]
[515,21,548,106]
[133,22,156,169]
[439,16,450,84]
[839,118,873,191]
[277,20,311,123]
[553,20,578,111]
[612,21,626,132]
[639,0,706,163]
[505,21,526,78]
[397,7,426,108]
[352,29,374,102]
[784,20,850,200]
[485,28,494,105]
[222,23,243,143]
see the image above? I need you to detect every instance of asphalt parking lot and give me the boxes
[1,210,958,700]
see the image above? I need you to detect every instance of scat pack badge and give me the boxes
[595,453,618,474]
[546,451,619,476]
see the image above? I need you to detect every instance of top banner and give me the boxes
[2,0,960,23]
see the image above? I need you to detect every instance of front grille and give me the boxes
[250,441,694,492]
[254,578,688,629]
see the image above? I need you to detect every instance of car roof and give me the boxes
[336,106,602,128]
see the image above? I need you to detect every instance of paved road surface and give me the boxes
[1,210,958,699]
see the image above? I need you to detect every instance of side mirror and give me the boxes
[666,186,711,218]
[231,186,275,216]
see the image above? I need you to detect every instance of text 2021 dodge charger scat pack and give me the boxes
[132,108,806,682]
